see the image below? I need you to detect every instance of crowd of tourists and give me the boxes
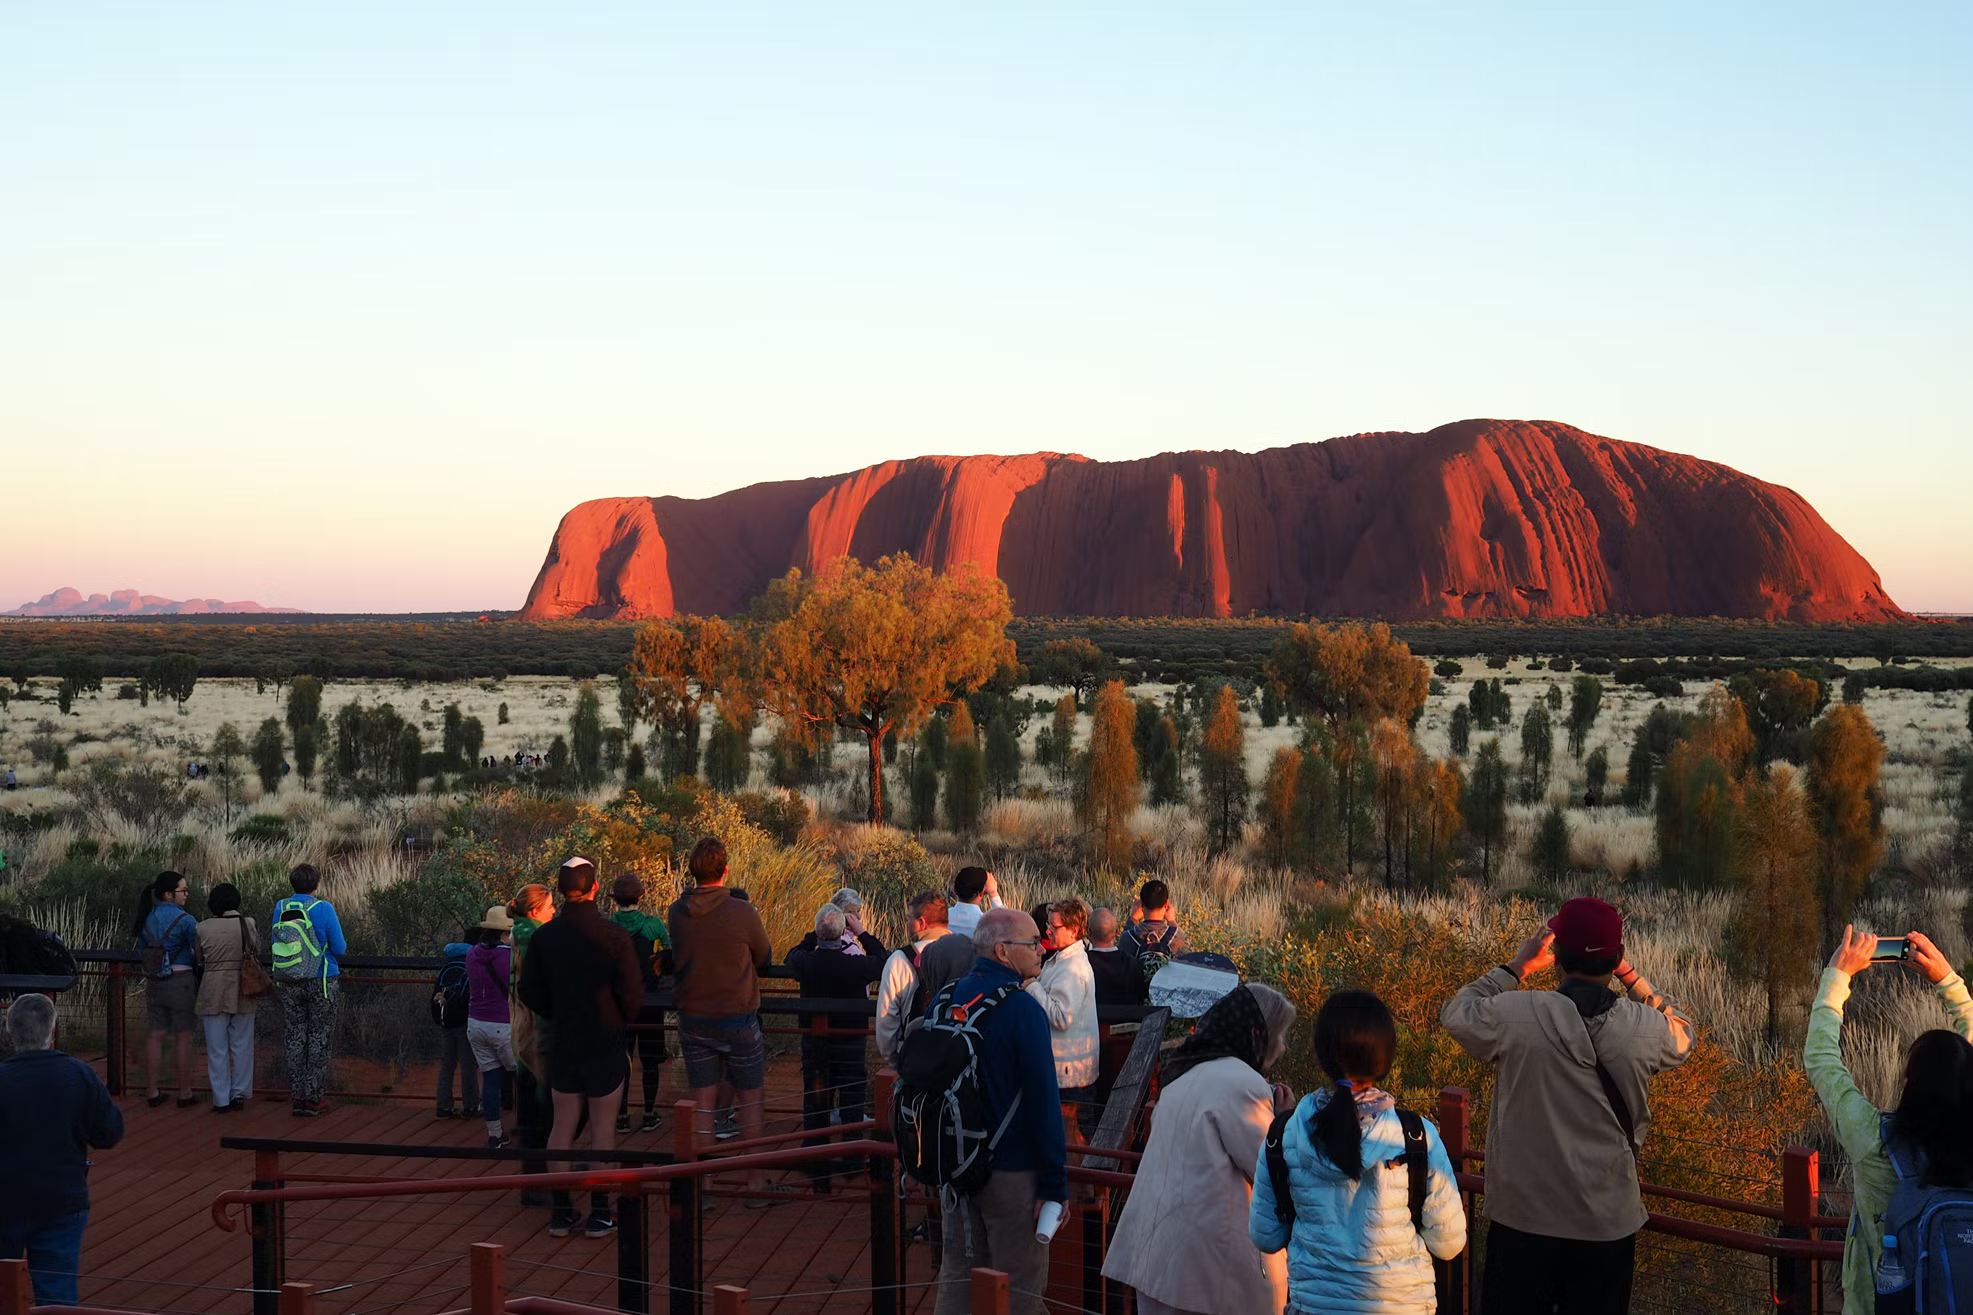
[2,861,1971,1313]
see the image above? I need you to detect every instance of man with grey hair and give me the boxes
[874,891,953,1066]
[793,888,886,957]
[929,907,1064,1315]
[786,902,885,1189]
[0,994,123,1306]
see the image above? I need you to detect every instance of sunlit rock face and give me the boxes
[520,419,1904,622]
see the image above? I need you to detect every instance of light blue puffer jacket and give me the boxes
[1249,1087,1468,1314]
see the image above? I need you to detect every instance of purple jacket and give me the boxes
[466,943,511,1024]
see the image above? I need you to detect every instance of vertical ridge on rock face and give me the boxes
[517,420,1906,622]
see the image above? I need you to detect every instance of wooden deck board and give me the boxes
[71,1054,957,1315]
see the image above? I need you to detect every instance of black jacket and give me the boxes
[784,941,886,1031]
[0,1049,123,1224]
[1087,944,1149,1008]
[516,900,644,1057]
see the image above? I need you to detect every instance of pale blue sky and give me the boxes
[3,3,1967,612]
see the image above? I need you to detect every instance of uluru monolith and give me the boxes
[520,419,1904,622]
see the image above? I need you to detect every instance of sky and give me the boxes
[3,3,1968,614]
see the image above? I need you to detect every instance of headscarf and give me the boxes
[1161,982,1269,1088]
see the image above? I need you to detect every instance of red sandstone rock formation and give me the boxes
[520,420,1906,622]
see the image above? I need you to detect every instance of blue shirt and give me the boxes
[0,1049,124,1224]
[141,902,198,973]
[270,894,347,978]
[935,958,1067,1202]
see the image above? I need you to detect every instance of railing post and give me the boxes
[1778,1147,1821,1315]
[669,1099,701,1315]
[279,1281,316,1315]
[1080,1188,1112,1314]
[869,1069,901,1315]
[470,1242,505,1315]
[712,1286,749,1315]
[969,1267,1009,1315]
[1437,1087,1471,1315]
[106,957,127,1096]
[252,1149,286,1315]
[619,1185,650,1314]
[0,1258,31,1315]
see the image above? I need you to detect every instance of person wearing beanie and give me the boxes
[1440,897,1695,1314]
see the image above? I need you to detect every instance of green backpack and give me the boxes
[271,897,328,990]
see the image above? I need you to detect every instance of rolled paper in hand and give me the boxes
[1035,1199,1065,1243]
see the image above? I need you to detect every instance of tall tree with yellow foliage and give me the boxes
[1804,703,1885,949]
[1079,680,1140,870]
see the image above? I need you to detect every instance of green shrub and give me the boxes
[365,854,488,954]
[229,814,293,847]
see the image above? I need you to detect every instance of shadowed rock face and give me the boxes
[520,419,1905,622]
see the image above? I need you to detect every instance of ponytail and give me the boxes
[1313,1078,1364,1179]
[1309,988,1398,1182]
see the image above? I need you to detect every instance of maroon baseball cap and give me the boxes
[1547,897,1623,959]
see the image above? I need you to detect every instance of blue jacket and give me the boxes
[936,958,1067,1202]
[270,895,347,978]
[140,902,198,974]
[0,1049,124,1224]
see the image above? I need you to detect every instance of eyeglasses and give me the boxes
[999,938,1041,951]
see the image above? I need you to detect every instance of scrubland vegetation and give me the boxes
[5,570,1973,1270]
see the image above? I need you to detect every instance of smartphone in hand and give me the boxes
[1870,936,1909,962]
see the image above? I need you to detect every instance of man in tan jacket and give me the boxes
[1441,897,1693,1314]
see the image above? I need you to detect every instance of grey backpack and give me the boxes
[1875,1113,1973,1312]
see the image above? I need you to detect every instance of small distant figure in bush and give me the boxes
[608,874,671,1135]
[1804,925,1971,1313]
[1250,988,1464,1313]
[467,905,519,1149]
[131,870,198,1108]
[1441,898,1693,1314]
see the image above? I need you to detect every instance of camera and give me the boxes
[1870,936,1910,963]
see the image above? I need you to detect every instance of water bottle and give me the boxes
[1876,1234,1915,1315]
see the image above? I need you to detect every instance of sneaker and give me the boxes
[294,1101,319,1119]
[583,1211,618,1239]
[305,1099,328,1117]
[615,1112,631,1135]
[714,1110,738,1142]
[486,1134,510,1151]
[291,1101,308,1118]
[547,1208,581,1238]
[639,1109,662,1134]
[436,1109,456,1120]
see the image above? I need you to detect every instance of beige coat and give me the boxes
[195,913,259,1016]
[1027,939,1098,1089]
[1103,1056,1289,1315]
[1441,967,1693,1242]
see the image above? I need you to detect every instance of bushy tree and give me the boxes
[1620,734,1654,808]
[1544,683,1563,714]
[1197,684,1249,856]
[1370,718,1417,886]
[1433,659,1463,680]
[944,702,986,834]
[1259,684,1282,729]
[908,741,940,830]
[1729,766,1821,1040]
[1566,676,1603,757]
[250,718,285,795]
[751,555,1013,823]
[55,656,102,716]
[1079,680,1139,868]
[1804,704,1884,949]
[1467,739,1510,883]
[142,653,200,712]
[1048,694,1078,788]
[984,709,1021,799]
[1842,671,1866,705]
[1293,745,1339,871]
[460,715,485,764]
[569,681,605,790]
[209,722,247,823]
[1654,687,1753,889]
[704,714,753,793]
[626,615,740,781]
[1529,803,1572,885]
[1030,638,1115,709]
[1261,746,1300,868]
[1730,669,1825,765]
[1469,679,1510,731]
[396,724,422,795]
[1448,703,1471,757]
[441,704,466,768]
[1409,758,1463,889]
[1148,716,1183,807]
[1585,745,1610,803]
[1517,704,1554,804]
[287,677,323,742]
[1266,621,1429,732]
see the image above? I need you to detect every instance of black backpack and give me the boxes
[892,980,1024,1194]
[1264,1104,1430,1232]
[430,953,469,1028]
[1125,921,1180,980]
[0,914,78,979]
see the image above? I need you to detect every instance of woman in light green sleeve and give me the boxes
[1803,925,1973,1313]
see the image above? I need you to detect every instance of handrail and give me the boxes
[1449,1171,1839,1262]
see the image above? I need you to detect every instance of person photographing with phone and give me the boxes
[1804,925,1972,1314]
[1441,897,1694,1314]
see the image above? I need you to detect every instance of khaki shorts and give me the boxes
[145,971,197,1031]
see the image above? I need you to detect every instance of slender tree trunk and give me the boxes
[866,728,885,824]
